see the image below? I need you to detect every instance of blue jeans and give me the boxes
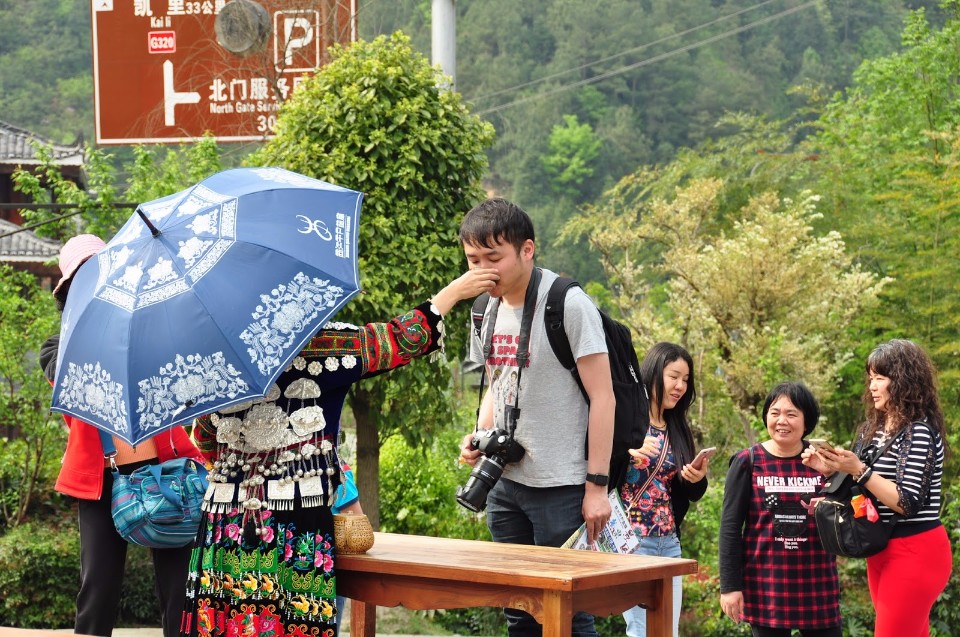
[622,533,682,637]
[486,478,597,637]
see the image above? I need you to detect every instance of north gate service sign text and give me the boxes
[91,0,356,145]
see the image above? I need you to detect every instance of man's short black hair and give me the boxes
[459,198,535,251]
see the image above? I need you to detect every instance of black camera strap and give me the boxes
[475,267,542,439]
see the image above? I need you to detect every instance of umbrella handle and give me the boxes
[137,209,161,237]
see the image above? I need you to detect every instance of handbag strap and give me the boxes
[97,428,119,470]
[140,458,209,506]
[860,427,906,468]
[625,429,670,512]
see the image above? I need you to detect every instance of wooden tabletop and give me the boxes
[337,532,698,591]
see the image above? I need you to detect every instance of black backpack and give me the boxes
[471,276,644,490]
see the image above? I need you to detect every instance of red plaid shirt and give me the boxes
[720,443,841,629]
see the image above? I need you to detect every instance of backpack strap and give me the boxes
[471,293,490,347]
[544,276,588,400]
[470,293,494,422]
[624,430,670,512]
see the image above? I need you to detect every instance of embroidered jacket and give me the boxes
[193,301,444,512]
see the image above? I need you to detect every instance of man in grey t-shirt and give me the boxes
[457,198,615,637]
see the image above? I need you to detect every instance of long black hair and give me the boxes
[639,342,697,471]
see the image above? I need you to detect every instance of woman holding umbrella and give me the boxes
[180,268,497,637]
[39,234,206,637]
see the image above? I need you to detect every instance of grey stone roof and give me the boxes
[0,218,62,262]
[0,119,83,166]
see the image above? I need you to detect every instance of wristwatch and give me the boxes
[585,473,609,486]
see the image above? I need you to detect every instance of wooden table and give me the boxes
[336,533,697,637]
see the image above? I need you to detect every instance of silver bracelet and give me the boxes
[856,466,873,485]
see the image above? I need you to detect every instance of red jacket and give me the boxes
[56,414,202,500]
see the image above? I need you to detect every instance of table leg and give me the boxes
[645,578,672,637]
[540,590,573,637]
[349,599,376,637]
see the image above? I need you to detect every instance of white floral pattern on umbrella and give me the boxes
[51,167,362,445]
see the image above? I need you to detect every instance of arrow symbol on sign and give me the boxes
[163,60,200,126]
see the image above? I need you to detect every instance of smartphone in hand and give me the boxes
[691,447,717,470]
[808,438,835,453]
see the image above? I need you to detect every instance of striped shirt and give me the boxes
[857,420,944,537]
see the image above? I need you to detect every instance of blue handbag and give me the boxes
[100,430,209,548]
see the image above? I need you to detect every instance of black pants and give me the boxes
[75,466,192,637]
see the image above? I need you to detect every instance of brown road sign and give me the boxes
[91,0,356,145]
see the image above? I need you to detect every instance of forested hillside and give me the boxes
[0,0,947,275]
[0,0,94,144]
[358,0,947,275]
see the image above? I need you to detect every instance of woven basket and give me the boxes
[333,513,375,554]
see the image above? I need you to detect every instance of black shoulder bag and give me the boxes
[814,429,904,558]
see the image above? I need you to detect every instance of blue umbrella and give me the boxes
[51,167,362,445]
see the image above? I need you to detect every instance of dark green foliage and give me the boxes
[0,0,92,143]
[0,265,64,529]
[0,521,79,627]
[593,613,627,637]
[0,519,167,628]
[378,424,489,541]
[431,606,507,636]
[680,563,750,637]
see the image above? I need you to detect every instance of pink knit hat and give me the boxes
[54,234,106,294]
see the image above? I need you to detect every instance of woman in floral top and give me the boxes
[179,270,495,637]
[619,342,709,637]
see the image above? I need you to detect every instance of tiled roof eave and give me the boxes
[0,119,84,164]
[2,254,58,263]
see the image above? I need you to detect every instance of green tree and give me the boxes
[0,0,93,143]
[565,178,885,444]
[0,265,63,528]
[12,144,126,242]
[13,136,227,242]
[541,114,602,199]
[249,32,494,527]
[123,136,224,204]
[809,2,960,452]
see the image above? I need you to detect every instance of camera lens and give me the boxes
[455,455,505,512]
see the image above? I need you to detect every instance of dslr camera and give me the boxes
[455,426,525,512]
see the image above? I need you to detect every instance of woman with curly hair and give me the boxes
[803,339,951,636]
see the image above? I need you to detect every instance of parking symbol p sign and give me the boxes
[274,10,318,73]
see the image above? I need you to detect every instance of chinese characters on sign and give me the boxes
[91,0,356,144]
